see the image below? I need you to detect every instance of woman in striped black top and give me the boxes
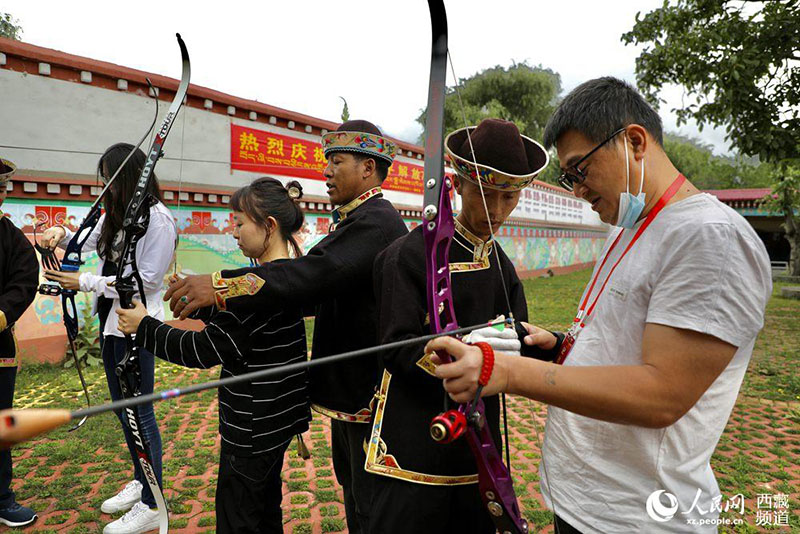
[118,177,310,533]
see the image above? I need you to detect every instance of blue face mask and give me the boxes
[616,139,645,228]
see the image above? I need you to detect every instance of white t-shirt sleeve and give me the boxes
[646,221,771,348]
[79,209,176,299]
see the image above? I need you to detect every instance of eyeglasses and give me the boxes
[557,127,626,192]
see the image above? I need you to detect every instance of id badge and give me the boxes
[555,320,582,365]
[555,331,575,365]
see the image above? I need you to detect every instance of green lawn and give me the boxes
[8,268,799,533]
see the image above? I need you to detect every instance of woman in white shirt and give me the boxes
[42,142,176,534]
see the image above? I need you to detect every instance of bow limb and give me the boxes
[113,33,191,534]
[33,80,161,430]
[421,2,528,532]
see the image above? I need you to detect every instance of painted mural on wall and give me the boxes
[4,199,606,358]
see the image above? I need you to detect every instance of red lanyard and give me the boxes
[555,174,686,364]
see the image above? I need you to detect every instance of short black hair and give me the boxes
[351,152,391,182]
[543,76,663,149]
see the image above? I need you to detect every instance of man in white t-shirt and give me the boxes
[425,77,772,533]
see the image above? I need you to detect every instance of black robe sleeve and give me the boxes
[0,219,38,328]
[219,207,397,314]
[0,217,39,359]
[135,311,251,369]
[373,231,431,380]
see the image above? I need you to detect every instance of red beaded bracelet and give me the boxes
[470,341,495,386]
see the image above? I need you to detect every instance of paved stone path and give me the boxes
[5,366,797,533]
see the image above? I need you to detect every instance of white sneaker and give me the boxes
[101,481,143,514]
[103,501,160,534]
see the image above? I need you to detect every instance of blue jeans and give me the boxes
[101,335,163,508]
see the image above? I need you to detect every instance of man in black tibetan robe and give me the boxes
[366,119,552,534]
[0,158,39,528]
[164,121,408,534]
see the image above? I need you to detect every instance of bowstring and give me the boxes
[446,51,517,466]
[173,97,187,277]
[446,50,561,533]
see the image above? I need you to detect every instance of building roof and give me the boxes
[0,36,430,156]
[704,188,772,202]
[1,36,574,197]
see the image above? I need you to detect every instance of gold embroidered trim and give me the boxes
[450,219,492,272]
[365,370,478,486]
[450,257,490,273]
[415,352,438,377]
[454,218,493,254]
[311,403,372,423]
[0,323,18,368]
[321,132,397,163]
[211,272,265,311]
[211,271,226,288]
[330,187,383,231]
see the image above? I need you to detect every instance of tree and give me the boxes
[416,61,561,146]
[664,134,773,190]
[0,13,23,40]
[762,167,800,275]
[623,0,800,274]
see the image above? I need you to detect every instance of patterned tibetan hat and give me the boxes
[445,118,549,191]
[0,158,16,184]
[321,119,397,165]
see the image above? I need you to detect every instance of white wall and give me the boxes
[0,68,604,228]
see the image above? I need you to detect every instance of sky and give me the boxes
[2,0,733,155]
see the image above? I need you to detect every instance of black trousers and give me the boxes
[216,444,288,534]
[0,366,17,508]
[368,474,494,534]
[330,419,373,534]
[554,514,585,533]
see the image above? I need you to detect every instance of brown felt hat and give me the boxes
[445,118,548,191]
[0,158,16,184]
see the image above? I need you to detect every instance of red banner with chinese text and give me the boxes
[231,124,424,194]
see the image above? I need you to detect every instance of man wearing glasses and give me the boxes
[425,77,772,533]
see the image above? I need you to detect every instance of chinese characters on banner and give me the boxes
[231,124,424,194]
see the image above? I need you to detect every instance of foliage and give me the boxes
[622,0,800,163]
[0,12,22,40]
[663,133,774,190]
[761,166,800,274]
[623,0,800,274]
[535,156,563,186]
[339,97,349,122]
[64,295,102,369]
[416,61,561,145]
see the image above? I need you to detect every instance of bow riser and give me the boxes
[421,2,527,532]
[465,403,526,533]
[113,33,191,534]
[423,178,458,336]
